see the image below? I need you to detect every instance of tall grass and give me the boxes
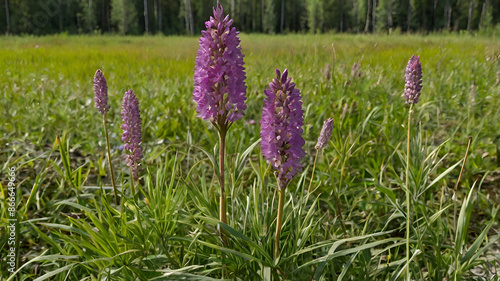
[0,34,499,280]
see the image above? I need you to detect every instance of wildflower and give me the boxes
[121,90,143,181]
[93,69,110,115]
[315,118,334,150]
[403,55,423,104]
[260,69,305,188]
[193,3,247,124]
[351,62,361,78]
[93,69,118,204]
[193,3,247,225]
[323,63,331,81]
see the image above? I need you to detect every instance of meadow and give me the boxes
[1,33,500,280]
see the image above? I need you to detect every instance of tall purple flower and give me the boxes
[193,3,247,124]
[404,55,423,104]
[93,69,110,115]
[261,69,305,188]
[315,118,334,150]
[121,90,143,181]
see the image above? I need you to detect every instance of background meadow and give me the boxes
[1,34,500,280]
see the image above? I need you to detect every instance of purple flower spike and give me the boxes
[193,3,247,124]
[260,69,305,188]
[404,55,423,104]
[94,69,110,115]
[315,118,334,150]
[121,90,143,181]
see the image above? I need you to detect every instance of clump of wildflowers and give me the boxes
[193,3,247,124]
[121,90,143,182]
[260,68,305,188]
[93,69,110,115]
[404,55,423,104]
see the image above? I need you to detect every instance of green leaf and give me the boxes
[39,222,90,237]
[219,222,273,265]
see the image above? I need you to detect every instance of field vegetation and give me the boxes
[1,33,500,280]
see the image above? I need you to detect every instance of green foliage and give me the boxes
[2,0,500,35]
[306,0,323,33]
[1,34,499,280]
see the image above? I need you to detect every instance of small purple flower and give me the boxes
[323,63,331,81]
[93,69,110,115]
[260,69,305,188]
[315,118,334,150]
[351,62,361,78]
[193,3,247,124]
[121,90,142,181]
[404,55,423,104]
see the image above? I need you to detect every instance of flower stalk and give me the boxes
[405,103,413,281]
[218,128,228,224]
[103,115,118,204]
[193,3,247,225]
[94,69,118,205]
[260,69,305,258]
[121,89,143,195]
[274,184,286,259]
[403,55,422,280]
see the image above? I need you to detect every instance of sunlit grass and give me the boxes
[1,34,499,280]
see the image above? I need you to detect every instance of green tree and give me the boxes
[263,0,275,33]
[111,0,138,34]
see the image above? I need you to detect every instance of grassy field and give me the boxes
[1,34,500,280]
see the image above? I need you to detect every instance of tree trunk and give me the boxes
[388,0,393,32]
[189,0,193,35]
[340,0,344,32]
[158,0,162,33]
[280,0,285,33]
[59,0,63,32]
[372,0,376,32]
[261,0,265,32]
[252,0,256,30]
[445,0,451,31]
[432,0,438,31]
[123,0,127,34]
[354,0,359,33]
[144,0,149,34]
[231,0,235,18]
[101,0,105,33]
[89,0,93,32]
[467,0,473,33]
[185,0,194,35]
[407,0,412,32]
[422,0,427,31]
[4,0,9,34]
[364,0,371,33]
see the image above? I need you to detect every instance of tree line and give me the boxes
[1,0,499,35]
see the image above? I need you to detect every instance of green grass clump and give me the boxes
[0,34,499,280]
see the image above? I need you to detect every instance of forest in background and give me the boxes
[1,0,499,35]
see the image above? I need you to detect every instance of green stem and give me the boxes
[453,136,472,232]
[103,114,118,205]
[405,104,413,281]
[130,167,136,197]
[324,152,349,238]
[453,136,472,281]
[332,183,347,237]
[307,150,319,193]
[218,128,227,224]
[274,184,285,259]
